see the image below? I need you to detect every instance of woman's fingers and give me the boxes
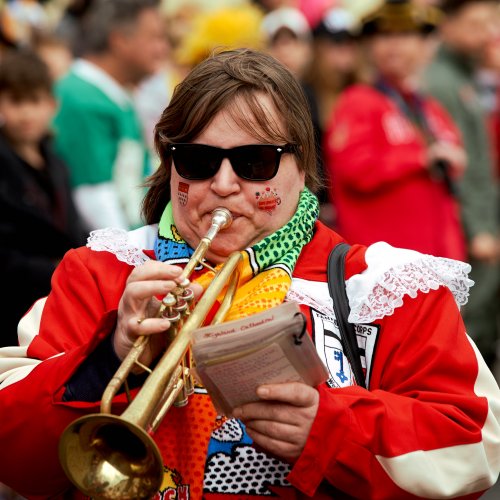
[127,315,172,336]
[115,260,204,363]
[126,261,183,284]
[123,279,181,302]
[232,383,320,462]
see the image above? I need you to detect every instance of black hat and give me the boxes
[313,8,360,42]
[361,0,442,36]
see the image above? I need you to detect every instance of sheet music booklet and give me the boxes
[191,301,329,416]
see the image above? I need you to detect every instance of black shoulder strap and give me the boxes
[327,243,366,388]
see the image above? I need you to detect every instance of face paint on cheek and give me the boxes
[255,187,281,215]
[178,182,189,206]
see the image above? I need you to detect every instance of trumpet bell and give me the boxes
[59,414,163,500]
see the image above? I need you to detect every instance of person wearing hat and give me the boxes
[324,0,467,262]
[304,7,361,152]
[425,0,500,371]
[301,7,361,226]
[261,7,313,80]
[360,0,441,36]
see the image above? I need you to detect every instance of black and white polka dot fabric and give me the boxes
[204,418,292,496]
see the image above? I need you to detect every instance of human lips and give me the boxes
[201,209,245,238]
[207,208,243,221]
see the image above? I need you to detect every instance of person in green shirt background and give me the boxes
[53,0,168,231]
[425,0,499,368]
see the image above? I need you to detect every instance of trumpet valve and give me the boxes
[173,298,188,314]
[178,278,190,288]
[169,278,191,298]
[181,288,195,302]
[161,293,176,307]
[162,310,181,322]
[158,293,180,321]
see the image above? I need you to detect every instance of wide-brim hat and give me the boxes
[361,0,442,36]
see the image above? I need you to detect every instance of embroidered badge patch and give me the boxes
[310,308,380,388]
[310,309,354,388]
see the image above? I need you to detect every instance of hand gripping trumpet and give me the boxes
[58,208,242,500]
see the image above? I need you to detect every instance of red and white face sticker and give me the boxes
[178,182,189,206]
[255,187,281,215]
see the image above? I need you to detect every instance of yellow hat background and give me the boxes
[174,3,264,67]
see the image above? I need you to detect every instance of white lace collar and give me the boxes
[86,225,158,266]
[87,231,474,325]
[345,242,473,323]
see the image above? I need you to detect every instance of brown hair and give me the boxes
[0,49,53,99]
[142,48,319,224]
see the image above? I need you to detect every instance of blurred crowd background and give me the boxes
[0,0,499,497]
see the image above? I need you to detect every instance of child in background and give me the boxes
[0,49,87,347]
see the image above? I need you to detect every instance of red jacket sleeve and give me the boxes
[288,286,498,499]
[0,249,131,498]
[324,86,429,194]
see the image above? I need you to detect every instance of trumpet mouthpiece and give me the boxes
[206,208,233,241]
[211,207,232,229]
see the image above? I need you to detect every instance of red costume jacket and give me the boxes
[0,222,498,499]
[324,84,466,261]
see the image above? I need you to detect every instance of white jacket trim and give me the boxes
[346,242,474,324]
[375,338,500,497]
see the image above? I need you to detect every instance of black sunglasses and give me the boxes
[167,143,295,181]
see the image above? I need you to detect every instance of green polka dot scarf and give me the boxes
[155,188,319,320]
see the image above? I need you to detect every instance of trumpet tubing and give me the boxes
[59,208,241,500]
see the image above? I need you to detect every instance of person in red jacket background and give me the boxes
[324,0,467,260]
[482,30,500,181]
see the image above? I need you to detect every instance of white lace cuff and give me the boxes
[86,225,157,266]
[346,242,474,324]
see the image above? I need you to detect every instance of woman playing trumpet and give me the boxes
[0,48,499,500]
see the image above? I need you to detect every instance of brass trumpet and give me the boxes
[58,208,242,500]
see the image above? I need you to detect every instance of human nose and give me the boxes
[210,158,241,196]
